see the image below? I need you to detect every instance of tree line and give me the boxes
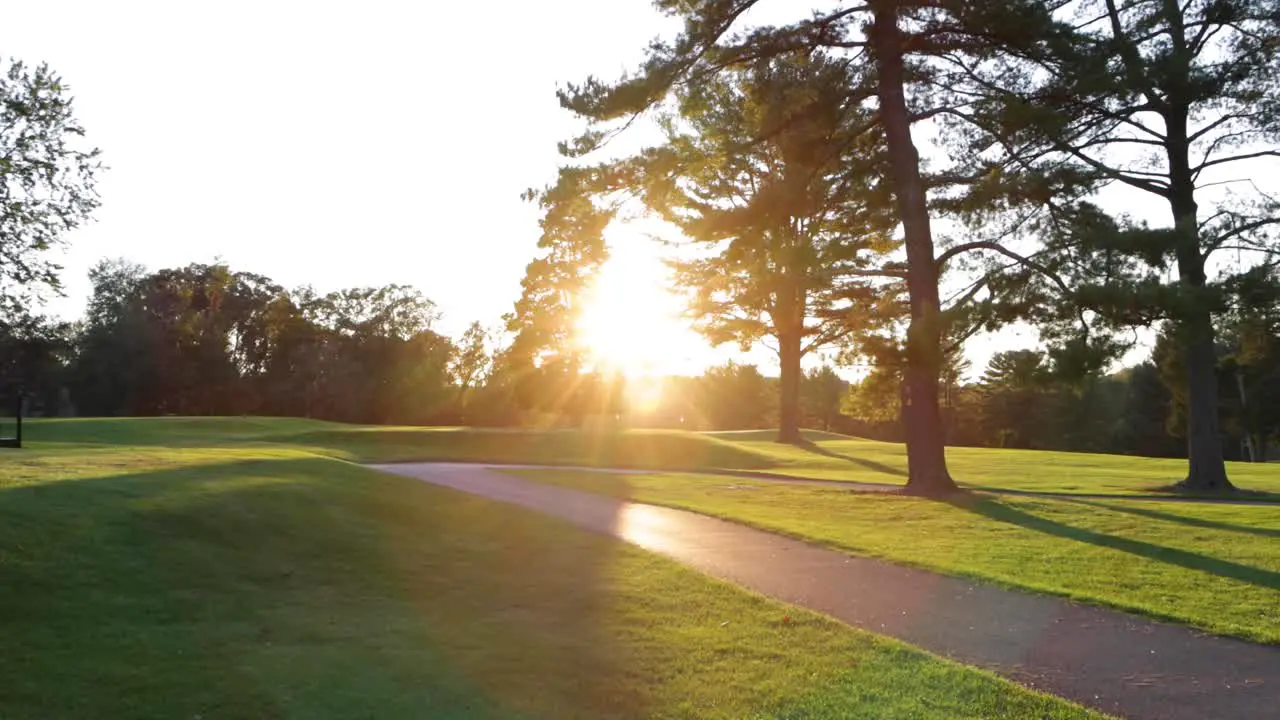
[0,248,1275,464]
[4,261,459,424]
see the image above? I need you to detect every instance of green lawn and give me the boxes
[705,430,1280,496]
[27,417,1280,496]
[25,417,777,471]
[509,468,1280,644]
[0,423,1106,718]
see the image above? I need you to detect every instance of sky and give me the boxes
[5,0,661,321]
[7,0,746,369]
[7,0,1236,380]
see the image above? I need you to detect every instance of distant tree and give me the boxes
[297,285,451,424]
[696,361,773,430]
[449,321,495,420]
[451,322,492,391]
[978,351,1050,449]
[113,263,251,414]
[1112,362,1182,458]
[72,259,149,415]
[800,365,848,432]
[71,260,459,424]
[0,314,75,414]
[0,58,102,313]
[845,365,902,426]
[1218,268,1280,461]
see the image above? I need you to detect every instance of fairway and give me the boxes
[0,419,1107,719]
[29,418,1280,496]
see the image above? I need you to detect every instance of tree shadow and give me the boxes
[1058,497,1280,539]
[948,495,1280,591]
[970,485,1280,505]
[793,439,908,478]
[0,455,641,719]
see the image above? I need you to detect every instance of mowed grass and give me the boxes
[706,430,1280,496]
[26,417,776,471]
[0,429,1106,718]
[509,469,1280,644]
[25,417,1280,496]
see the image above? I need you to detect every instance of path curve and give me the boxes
[372,462,1280,720]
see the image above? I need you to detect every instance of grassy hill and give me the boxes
[0,417,1105,719]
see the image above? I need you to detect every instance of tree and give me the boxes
[1107,362,1182,458]
[296,284,451,424]
[801,365,848,432]
[960,0,1280,489]
[450,321,494,418]
[696,361,774,430]
[864,0,958,493]
[0,314,75,415]
[69,260,461,424]
[644,52,896,444]
[72,259,148,415]
[0,58,102,313]
[1219,267,1280,461]
[505,167,614,422]
[978,350,1050,449]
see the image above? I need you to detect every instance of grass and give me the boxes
[25,417,776,470]
[28,417,1280,497]
[507,468,1280,644]
[705,430,1280,496]
[0,421,1107,719]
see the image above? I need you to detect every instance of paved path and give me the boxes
[372,462,1280,720]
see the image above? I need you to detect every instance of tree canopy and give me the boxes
[0,57,102,316]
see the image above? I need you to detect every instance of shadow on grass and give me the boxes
[793,439,908,478]
[0,455,638,719]
[288,427,776,470]
[1145,483,1280,503]
[962,485,1280,505]
[949,494,1280,592]
[1060,498,1280,539]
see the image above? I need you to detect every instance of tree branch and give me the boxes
[1194,148,1280,174]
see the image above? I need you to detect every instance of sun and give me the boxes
[574,245,687,389]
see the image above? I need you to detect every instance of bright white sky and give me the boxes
[9,0,1232,380]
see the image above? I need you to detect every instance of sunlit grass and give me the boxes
[707,429,1280,495]
[29,416,1280,496]
[509,468,1280,644]
[23,417,1280,495]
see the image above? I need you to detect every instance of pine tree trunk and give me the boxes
[1158,16,1233,488]
[1180,306,1232,488]
[871,1,957,496]
[777,325,803,444]
[1166,127,1233,490]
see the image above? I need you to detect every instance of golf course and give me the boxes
[3,417,1278,718]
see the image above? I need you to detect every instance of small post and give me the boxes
[14,394,22,449]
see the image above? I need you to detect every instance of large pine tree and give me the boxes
[955,0,1280,489]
